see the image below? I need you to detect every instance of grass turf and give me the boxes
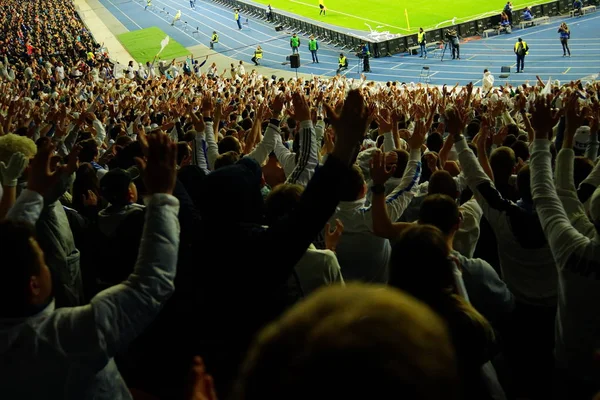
[254,0,549,33]
[117,27,189,63]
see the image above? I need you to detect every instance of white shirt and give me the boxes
[55,66,65,80]
[483,72,495,92]
[237,64,246,76]
[293,245,344,295]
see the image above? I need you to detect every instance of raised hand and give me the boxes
[188,103,205,132]
[324,219,344,253]
[135,131,178,195]
[82,190,98,207]
[201,95,214,118]
[407,119,427,151]
[375,108,393,133]
[564,92,585,136]
[370,149,396,185]
[530,94,561,140]
[287,91,310,122]
[0,152,29,187]
[324,89,370,165]
[444,105,470,136]
[64,145,82,175]
[271,93,285,118]
[187,357,218,400]
[27,142,64,196]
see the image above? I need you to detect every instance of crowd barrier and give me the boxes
[211,0,599,57]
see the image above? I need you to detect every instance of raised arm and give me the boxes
[454,126,505,227]
[49,132,182,361]
[369,150,413,239]
[529,95,590,267]
[285,92,319,186]
[188,105,210,174]
[258,90,370,287]
[273,134,297,177]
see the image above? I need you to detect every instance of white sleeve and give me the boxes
[382,131,395,151]
[192,130,210,174]
[203,120,219,171]
[383,149,422,221]
[5,189,44,225]
[273,134,296,177]
[246,123,278,165]
[530,139,591,269]
[285,120,318,187]
[42,194,180,361]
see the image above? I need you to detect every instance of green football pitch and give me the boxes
[117,27,189,63]
[254,0,549,33]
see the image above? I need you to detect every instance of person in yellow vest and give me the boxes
[171,10,181,26]
[86,51,95,66]
[210,31,219,49]
[514,37,529,73]
[319,0,327,15]
[235,9,242,30]
[336,53,348,74]
[252,45,263,66]
[418,27,427,59]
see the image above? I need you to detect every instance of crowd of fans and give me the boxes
[1,1,600,400]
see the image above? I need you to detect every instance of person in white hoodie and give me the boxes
[328,122,425,283]
[482,69,494,92]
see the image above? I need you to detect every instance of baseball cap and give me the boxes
[573,126,591,154]
[100,166,140,206]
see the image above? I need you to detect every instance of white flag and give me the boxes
[158,35,169,55]
[540,76,552,95]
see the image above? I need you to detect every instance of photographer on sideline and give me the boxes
[446,28,460,59]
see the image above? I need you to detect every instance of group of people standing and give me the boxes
[414,9,573,75]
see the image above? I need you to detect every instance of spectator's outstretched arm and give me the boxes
[200,97,220,170]
[579,126,600,203]
[314,118,325,144]
[455,129,506,226]
[45,132,181,361]
[246,122,277,164]
[370,150,413,239]
[380,149,421,221]
[555,146,596,238]
[244,104,275,165]
[273,134,296,177]
[188,105,210,174]
[91,114,107,146]
[584,126,599,162]
[529,96,590,268]
[285,93,318,186]
[259,90,370,287]
[374,114,430,222]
